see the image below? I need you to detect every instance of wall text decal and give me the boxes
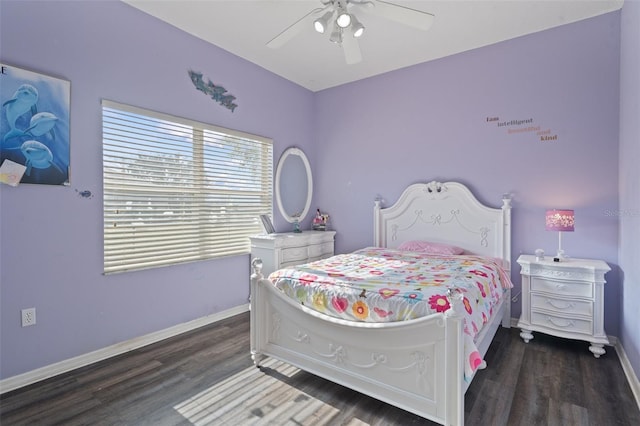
[486,116,558,141]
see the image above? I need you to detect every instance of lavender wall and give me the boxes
[0,1,631,384]
[0,0,314,380]
[314,13,621,334]
[619,0,640,380]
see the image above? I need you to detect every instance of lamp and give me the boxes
[336,10,351,28]
[314,11,333,34]
[350,15,365,38]
[545,209,575,260]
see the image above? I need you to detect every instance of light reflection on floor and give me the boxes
[173,358,370,425]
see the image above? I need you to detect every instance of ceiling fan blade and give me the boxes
[358,0,434,31]
[267,7,326,49]
[342,35,362,65]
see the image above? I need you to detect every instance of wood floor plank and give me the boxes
[465,325,526,423]
[465,378,514,426]
[506,344,552,425]
[1,312,639,426]
[545,339,585,408]
[579,343,640,426]
[547,400,589,426]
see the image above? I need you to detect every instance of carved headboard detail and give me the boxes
[374,181,512,270]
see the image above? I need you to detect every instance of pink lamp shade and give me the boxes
[546,209,574,260]
[545,209,575,232]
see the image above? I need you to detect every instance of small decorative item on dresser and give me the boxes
[292,213,302,233]
[516,254,611,358]
[312,208,329,231]
[259,214,275,234]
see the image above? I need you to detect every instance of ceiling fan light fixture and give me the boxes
[314,11,333,33]
[350,15,365,38]
[336,11,351,28]
[329,27,343,44]
[267,0,436,66]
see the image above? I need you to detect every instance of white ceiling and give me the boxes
[123,0,623,92]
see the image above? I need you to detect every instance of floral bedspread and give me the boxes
[268,247,513,381]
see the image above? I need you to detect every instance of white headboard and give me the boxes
[374,181,512,271]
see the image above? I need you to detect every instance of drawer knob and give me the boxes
[545,299,575,310]
[555,284,566,290]
[546,316,575,328]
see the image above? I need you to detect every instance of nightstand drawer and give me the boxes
[531,311,593,335]
[308,242,333,258]
[531,277,592,298]
[531,294,593,316]
[281,247,308,263]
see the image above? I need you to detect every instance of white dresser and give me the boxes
[250,231,336,277]
[516,254,610,358]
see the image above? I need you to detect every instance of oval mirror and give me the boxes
[275,147,312,223]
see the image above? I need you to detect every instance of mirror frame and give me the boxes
[275,147,313,223]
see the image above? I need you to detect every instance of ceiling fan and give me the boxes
[267,0,435,65]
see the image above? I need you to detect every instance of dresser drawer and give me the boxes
[279,237,307,248]
[280,259,305,269]
[308,242,334,259]
[531,311,593,335]
[531,294,593,316]
[531,277,593,298]
[308,233,332,244]
[281,247,308,263]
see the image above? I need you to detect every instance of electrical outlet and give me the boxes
[21,308,36,327]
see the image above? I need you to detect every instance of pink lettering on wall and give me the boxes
[485,116,558,142]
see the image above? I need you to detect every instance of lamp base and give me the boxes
[555,249,566,262]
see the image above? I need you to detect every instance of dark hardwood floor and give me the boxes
[1,311,639,425]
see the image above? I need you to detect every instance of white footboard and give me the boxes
[250,261,467,426]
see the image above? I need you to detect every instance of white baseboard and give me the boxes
[0,304,250,395]
[615,338,640,411]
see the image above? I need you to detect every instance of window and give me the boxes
[102,100,273,274]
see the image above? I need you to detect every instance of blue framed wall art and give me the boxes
[1,63,70,185]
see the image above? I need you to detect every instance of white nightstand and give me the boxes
[250,231,336,278]
[516,254,610,358]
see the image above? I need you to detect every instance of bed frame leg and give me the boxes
[250,258,266,368]
[251,351,266,367]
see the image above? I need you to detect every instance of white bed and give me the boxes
[250,181,512,426]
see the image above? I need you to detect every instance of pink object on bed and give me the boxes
[397,240,465,255]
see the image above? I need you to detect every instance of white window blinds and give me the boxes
[102,100,273,274]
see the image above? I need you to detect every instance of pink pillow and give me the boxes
[397,240,464,255]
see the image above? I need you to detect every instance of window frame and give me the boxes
[102,99,273,274]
